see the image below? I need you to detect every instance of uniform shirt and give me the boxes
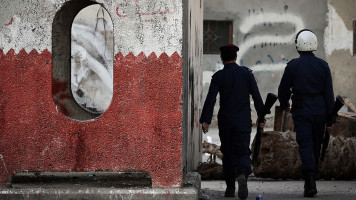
[200,63,264,132]
[278,52,334,118]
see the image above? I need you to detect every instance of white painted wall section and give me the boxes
[324,4,353,56]
[238,13,304,66]
[113,0,183,56]
[0,0,183,56]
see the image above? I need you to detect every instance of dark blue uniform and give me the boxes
[200,63,264,176]
[278,52,334,175]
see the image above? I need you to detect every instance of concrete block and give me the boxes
[0,187,199,200]
[0,172,201,200]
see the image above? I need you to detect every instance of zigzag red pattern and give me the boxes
[0,49,183,187]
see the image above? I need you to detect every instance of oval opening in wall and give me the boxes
[71,4,114,115]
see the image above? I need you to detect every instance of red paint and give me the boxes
[0,49,183,187]
[52,78,71,116]
[116,7,127,18]
[4,17,13,26]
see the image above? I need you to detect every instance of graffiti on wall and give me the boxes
[235,10,306,107]
[238,12,304,71]
[202,7,308,126]
[116,0,177,21]
[203,10,305,83]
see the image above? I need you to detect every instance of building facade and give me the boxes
[203,0,356,126]
[0,0,203,188]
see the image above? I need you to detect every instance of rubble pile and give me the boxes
[195,162,224,180]
[252,128,356,180]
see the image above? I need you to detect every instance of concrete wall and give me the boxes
[182,0,203,173]
[325,0,356,103]
[0,0,201,188]
[203,0,328,126]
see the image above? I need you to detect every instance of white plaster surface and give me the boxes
[0,0,57,53]
[110,0,183,56]
[249,63,286,72]
[0,0,183,56]
[237,13,304,65]
[324,4,353,56]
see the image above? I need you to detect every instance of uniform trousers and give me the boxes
[293,115,325,175]
[219,126,252,177]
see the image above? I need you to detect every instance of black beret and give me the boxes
[219,44,239,52]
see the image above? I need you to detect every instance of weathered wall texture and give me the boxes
[203,0,327,126]
[0,0,202,188]
[182,0,203,173]
[325,0,356,103]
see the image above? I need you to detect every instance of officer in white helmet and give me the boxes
[278,29,335,197]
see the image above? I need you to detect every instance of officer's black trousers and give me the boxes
[293,115,325,175]
[218,126,252,176]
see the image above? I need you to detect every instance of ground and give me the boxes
[201,128,356,200]
[201,179,356,200]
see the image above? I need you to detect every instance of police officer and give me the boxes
[278,29,335,197]
[200,44,264,199]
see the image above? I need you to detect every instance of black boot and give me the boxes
[237,173,248,199]
[225,186,235,197]
[304,174,317,197]
[224,171,236,197]
[303,175,310,196]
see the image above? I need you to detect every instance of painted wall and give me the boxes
[325,0,356,103]
[203,0,327,126]
[182,0,203,173]
[0,0,202,188]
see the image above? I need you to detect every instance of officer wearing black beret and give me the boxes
[200,44,264,199]
[278,29,335,197]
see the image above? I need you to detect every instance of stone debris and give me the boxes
[202,141,223,163]
[252,131,356,180]
[196,162,224,180]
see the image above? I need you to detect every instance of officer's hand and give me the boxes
[202,122,209,134]
[257,118,266,130]
[326,124,334,133]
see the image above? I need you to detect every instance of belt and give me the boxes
[294,93,322,99]
[301,93,322,99]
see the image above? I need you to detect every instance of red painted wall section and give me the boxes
[0,49,183,187]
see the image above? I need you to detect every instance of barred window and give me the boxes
[203,20,233,54]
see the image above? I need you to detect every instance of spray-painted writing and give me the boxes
[116,0,177,22]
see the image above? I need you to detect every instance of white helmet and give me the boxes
[295,29,318,51]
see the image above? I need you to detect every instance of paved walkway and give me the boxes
[201,179,356,200]
[201,128,356,199]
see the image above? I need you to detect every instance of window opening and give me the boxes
[52,1,113,121]
[203,20,233,54]
[71,4,114,114]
